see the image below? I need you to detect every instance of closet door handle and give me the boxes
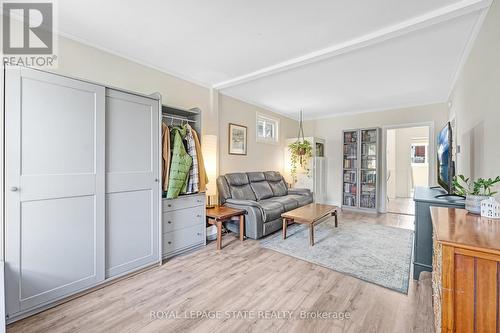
[167,204,172,208]
[196,214,202,218]
[167,221,172,224]
[10,186,19,192]
[154,178,159,182]
[167,241,172,245]
[196,232,202,236]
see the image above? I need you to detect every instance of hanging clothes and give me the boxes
[161,123,171,192]
[166,126,192,199]
[190,126,208,192]
[185,124,199,194]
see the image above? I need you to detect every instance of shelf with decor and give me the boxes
[342,128,380,211]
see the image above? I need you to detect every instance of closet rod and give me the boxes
[162,115,196,123]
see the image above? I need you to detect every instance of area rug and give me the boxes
[260,219,413,294]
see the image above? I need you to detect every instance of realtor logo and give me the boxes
[3,2,53,54]
[2,1,57,67]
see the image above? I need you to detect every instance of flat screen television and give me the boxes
[437,122,453,194]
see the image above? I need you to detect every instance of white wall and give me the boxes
[386,129,397,198]
[218,94,298,176]
[450,0,500,199]
[393,126,429,197]
[304,104,448,205]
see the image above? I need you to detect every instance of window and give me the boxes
[256,113,279,143]
[411,143,427,164]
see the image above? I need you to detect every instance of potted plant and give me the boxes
[288,140,313,183]
[453,175,500,214]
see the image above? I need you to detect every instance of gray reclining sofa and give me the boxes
[216,171,313,239]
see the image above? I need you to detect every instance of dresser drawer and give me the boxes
[163,194,205,212]
[162,206,204,233]
[162,224,205,255]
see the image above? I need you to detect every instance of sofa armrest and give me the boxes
[224,199,265,239]
[288,188,311,196]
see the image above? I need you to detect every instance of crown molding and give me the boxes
[214,0,492,90]
[305,98,449,121]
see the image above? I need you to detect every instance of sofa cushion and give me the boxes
[264,171,288,196]
[225,173,250,186]
[268,180,288,197]
[247,172,266,182]
[264,171,282,182]
[225,173,257,201]
[288,194,313,206]
[250,181,274,201]
[264,196,298,211]
[258,200,284,222]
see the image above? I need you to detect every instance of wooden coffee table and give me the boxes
[281,203,338,246]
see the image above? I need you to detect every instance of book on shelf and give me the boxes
[344,131,357,143]
[361,172,376,183]
[362,130,377,143]
[343,195,357,207]
[343,171,356,183]
[361,143,377,156]
[361,158,377,169]
[360,195,376,208]
[344,183,357,194]
[344,159,357,169]
[361,184,376,195]
[343,144,357,156]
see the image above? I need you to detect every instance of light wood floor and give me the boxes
[387,197,415,216]
[7,210,433,333]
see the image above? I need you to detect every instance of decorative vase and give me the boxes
[465,195,490,215]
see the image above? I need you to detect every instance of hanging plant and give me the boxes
[288,140,313,183]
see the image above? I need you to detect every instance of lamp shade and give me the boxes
[202,135,218,196]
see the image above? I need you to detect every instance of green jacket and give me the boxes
[166,126,193,199]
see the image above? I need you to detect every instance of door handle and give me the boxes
[10,186,19,192]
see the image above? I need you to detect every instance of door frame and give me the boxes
[380,121,435,213]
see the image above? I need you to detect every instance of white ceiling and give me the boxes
[58,0,491,119]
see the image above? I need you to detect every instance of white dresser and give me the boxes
[162,193,206,258]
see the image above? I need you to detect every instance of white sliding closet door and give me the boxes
[4,67,106,315]
[105,89,160,278]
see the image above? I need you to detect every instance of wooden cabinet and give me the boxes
[431,207,500,332]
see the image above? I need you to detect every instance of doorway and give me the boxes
[385,126,430,215]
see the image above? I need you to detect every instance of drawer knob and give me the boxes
[167,221,172,224]
[168,204,172,207]
[196,214,202,218]
[168,241,172,245]
[197,232,201,236]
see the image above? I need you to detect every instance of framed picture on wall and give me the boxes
[228,123,247,155]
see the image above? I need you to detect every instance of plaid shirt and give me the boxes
[185,124,199,194]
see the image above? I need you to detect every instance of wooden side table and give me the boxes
[206,205,246,250]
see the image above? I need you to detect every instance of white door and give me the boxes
[4,67,106,315]
[105,89,160,278]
